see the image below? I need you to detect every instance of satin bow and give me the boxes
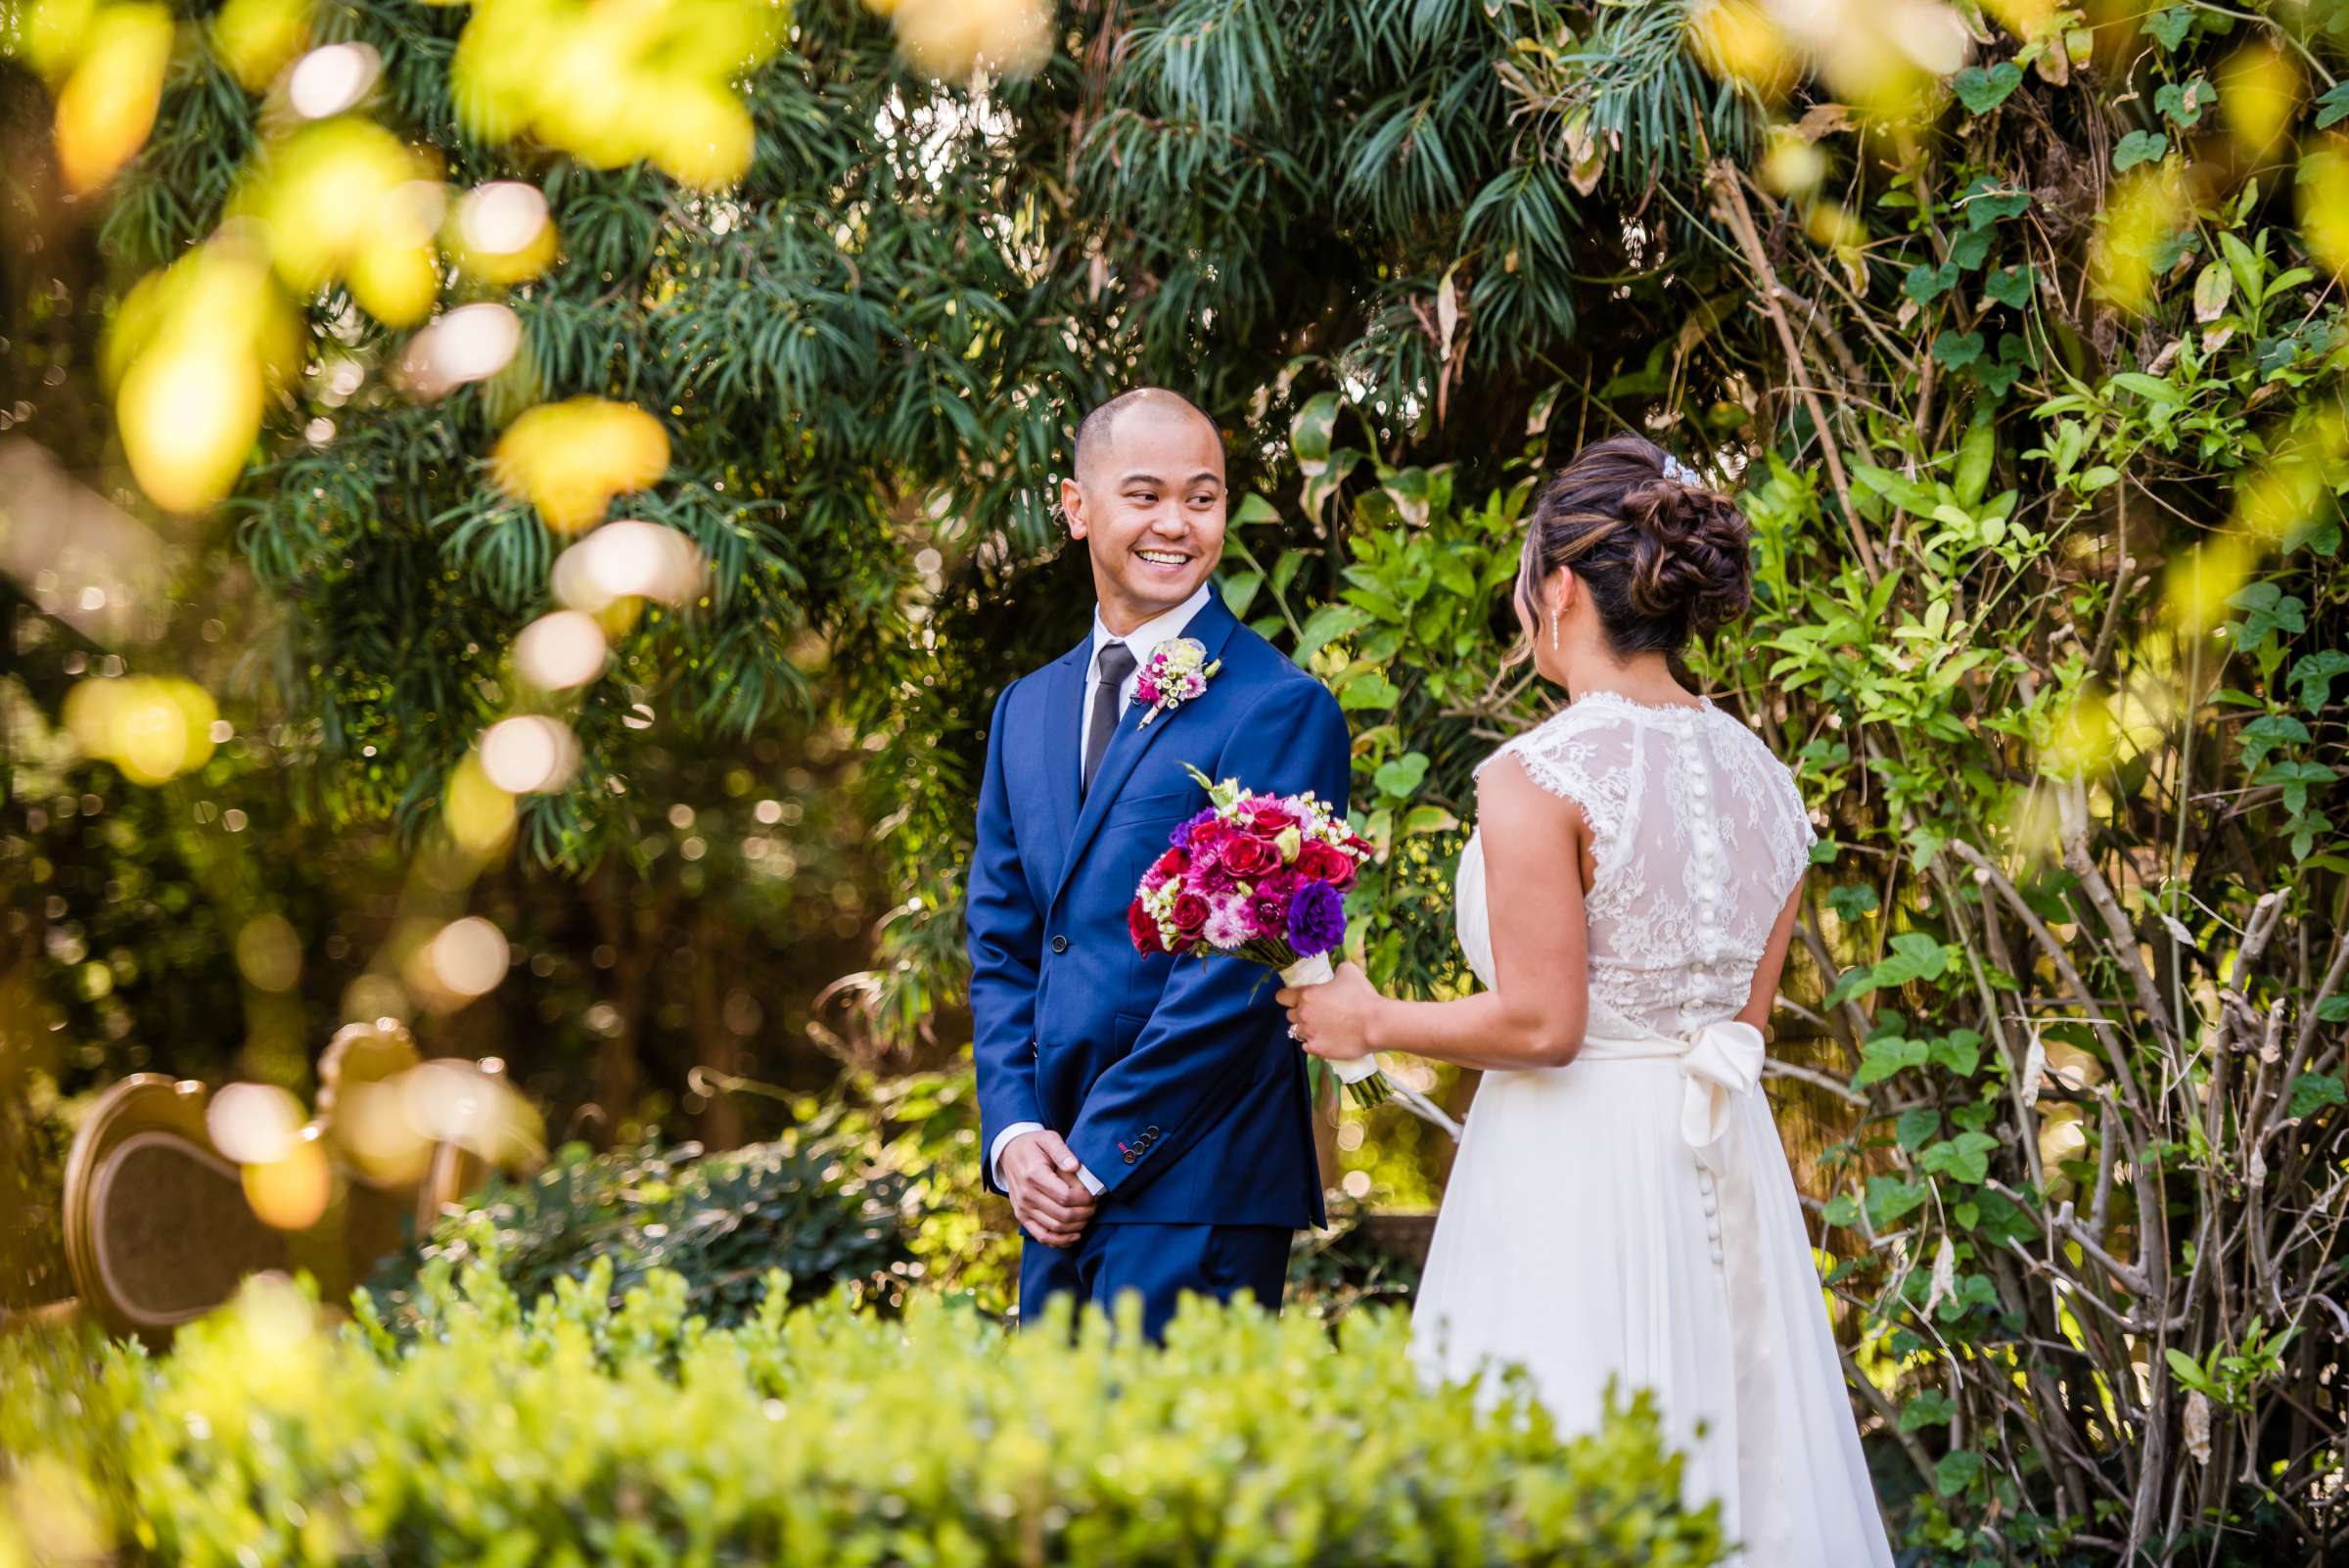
[1677,1019,1766,1167]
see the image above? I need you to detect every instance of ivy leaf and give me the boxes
[1372,750,1430,798]
[1865,1174,1930,1228]
[2114,130,2169,172]
[2228,582,2307,651]
[1856,1035,1930,1085]
[1954,61,2023,115]
[2316,80,2349,130]
[2289,649,2349,713]
[1821,1192,1862,1227]
[1958,178,2031,228]
[2255,760,2338,816]
[1935,1449,1985,1496]
[1827,882,1880,920]
[1291,602,1372,666]
[1928,1030,1983,1077]
[1905,260,1960,303]
[2237,713,2312,770]
[2316,995,2349,1024]
[2145,6,2193,50]
[1900,1390,1956,1431]
[1973,334,2033,398]
[1948,225,1994,270]
[1338,670,1401,712]
[2154,78,2213,128]
[1872,931,1958,989]
[1933,331,1986,370]
[1919,1130,1999,1184]
[1895,1106,1942,1150]
[2292,1070,2349,1122]
[1984,264,2034,309]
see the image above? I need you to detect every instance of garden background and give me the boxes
[1,0,2345,1562]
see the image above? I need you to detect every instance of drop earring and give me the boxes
[1549,609,1560,653]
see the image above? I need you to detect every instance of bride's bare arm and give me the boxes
[1735,877,1806,1035]
[1279,755,1589,1070]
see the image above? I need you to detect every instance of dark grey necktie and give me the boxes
[1082,641,1138,799]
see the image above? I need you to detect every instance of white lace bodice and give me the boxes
[1454,691,1819,1038]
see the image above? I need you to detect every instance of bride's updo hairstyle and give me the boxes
[1507,434,1752,671]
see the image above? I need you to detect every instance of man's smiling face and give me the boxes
[1062,394,1227,636]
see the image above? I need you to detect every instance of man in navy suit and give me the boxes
[966,388,1352,1339]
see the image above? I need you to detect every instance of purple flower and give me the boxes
[1171,807,1218,851]
[1285,879,1347,956]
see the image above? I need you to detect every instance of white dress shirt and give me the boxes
[990,582,1214,1197]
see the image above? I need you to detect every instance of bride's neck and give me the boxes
[1553,648,1697,710]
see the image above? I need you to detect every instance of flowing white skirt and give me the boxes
[1409,1046,1894,1568]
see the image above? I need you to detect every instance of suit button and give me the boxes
[1050,935,1069,953]
[1144,1126,1159,1136]
[1123,1152,1137,1165]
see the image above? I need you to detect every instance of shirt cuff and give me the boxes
[990,1123,1108,1197]
[989,1122,1043,1187]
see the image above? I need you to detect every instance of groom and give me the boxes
[966,388,1352,1339]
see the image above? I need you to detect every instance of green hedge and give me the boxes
[3,1266,1726,1568]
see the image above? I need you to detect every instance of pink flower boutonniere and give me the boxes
[1133,637,1221,729]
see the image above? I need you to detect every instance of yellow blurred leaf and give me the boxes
[52,2,172,194]
[2218,42,2298,156]
[490,396,671,532]
[211,0,312,91]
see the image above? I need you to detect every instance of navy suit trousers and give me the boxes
[1017,1223,1291,1342]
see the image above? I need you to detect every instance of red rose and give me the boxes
[1221,834,1276,876]
[1171,894,1211,942]
[1246,802,1299,837]
[1296,840,1358,889]
[1150,847,1190,882]
[1128,899,1164,954]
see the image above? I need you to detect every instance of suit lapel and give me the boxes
[1035,637,1087,881]
[1051,593,1240,904]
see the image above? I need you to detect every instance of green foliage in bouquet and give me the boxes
[360,1120,909,1340]
[2,1268,1728,1568]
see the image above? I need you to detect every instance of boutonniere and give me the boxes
[1134,638,1221,729]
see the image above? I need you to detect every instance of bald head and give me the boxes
[1073,388,1220,486]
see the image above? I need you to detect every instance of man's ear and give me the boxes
[1060,476,1088,539]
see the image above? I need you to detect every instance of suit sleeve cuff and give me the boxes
[990,1122,1043,1187]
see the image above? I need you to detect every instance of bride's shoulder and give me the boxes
[1470,704,1638,832]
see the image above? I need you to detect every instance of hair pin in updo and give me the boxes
[1661,452,1704,488]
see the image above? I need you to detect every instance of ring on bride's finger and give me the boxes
[1287,1023,1305,1041]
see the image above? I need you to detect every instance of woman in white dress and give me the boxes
[1279,435,1893,1567]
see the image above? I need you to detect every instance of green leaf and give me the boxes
[1292,603,1372,666]
[1856,1035,1930,1085]
[1984,264,2034,309]
[1933,331,1986,371]
[1948,225,1992,271]
[1900,1390,1955,1431]
[1905,260,1960,304]
[1872,931,1958,989]
[1338,670,1401,712]
[2288,1073,2346,1120]
[2319,81,2349,130]
[1959,179,2031,228]
[1928,1030,1983,1077]
[1230,493,1282,528]
[1372,751,1431,798]
[1934,1449,1984,1496]
[2237,713,2311,771]
[1219,570,1263,621]
[2154,78,2212,128]
[1865,1174,1929,1228]
[1820,1193,1862,1227]
[1919,1130,1999,1184]
[1895,1106,1942,1151]
[1290,392,1342,477]
[1852,462,1940,516]
[2145,6,2193,50]
[1954,61,2023,115]
[1400,804,1458,837]
[2113,130,2168,172]
[2289,650,2349,713]
[2317,995,2349,1024]
[1826,883,1879,921]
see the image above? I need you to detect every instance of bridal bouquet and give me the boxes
[1128,764,1393,1106]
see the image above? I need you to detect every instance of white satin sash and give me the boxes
[1576,1020,1788,1564]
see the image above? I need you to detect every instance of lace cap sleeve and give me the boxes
[1472,714,1627,845]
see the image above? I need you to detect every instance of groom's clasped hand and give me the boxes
[999,1127,1095,1248]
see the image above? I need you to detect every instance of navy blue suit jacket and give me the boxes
[966,591,1350,1229]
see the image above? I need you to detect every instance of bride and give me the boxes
[1279,435,1893,1566]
